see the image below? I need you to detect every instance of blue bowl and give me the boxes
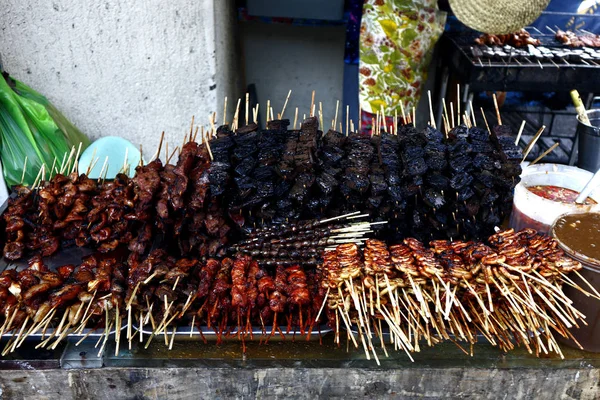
[78,136,143,179]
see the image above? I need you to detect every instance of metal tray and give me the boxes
[133,323,332,342]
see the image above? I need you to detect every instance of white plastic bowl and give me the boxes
[509,163,600,234]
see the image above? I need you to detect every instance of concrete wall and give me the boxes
[0,0,239,158]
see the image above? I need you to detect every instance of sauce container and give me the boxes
[509,164,600,234]
[551,212,600,352]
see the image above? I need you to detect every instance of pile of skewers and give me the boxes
[0,254,125,355]
[3,117,523,264]
[0,212,379,356]
[0,250,327,355]
[319,229,599,364]
[1,228,598,363]
[1,92,590,362]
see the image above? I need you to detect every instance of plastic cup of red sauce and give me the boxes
[510,164,600,234]
[551,212,600,352]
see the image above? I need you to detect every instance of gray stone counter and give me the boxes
[0,338,599,399]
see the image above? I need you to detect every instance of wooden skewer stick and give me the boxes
[192,126,199,143]
[333,100,339,131]
[10,316,29,352]
[245,93,250,126]
[138,144,143,167]
[530,142,560,165]
[151,131,165,161]
[427,91,436,128]
[574,270,600,299]
[469,100,476,127]
[442,99,450,131]
[314,287,330,323]
[463,114,471,128]
[515,120,526,145]
[20,156,28,185]
[122,147,129,175]
[96,154,109,178]
[293,107,299,130]
[0,307,16,338]
[61,146,76,175]
[127,306,134,350]
[346,105,350,137]
[412,107,416,129]
[51,157,60,176]
[457,84,461,127]
[167,146,180,164]
[492,93,502,125]
[281,89,292,119]
[233,98,242,130]
[126,282,141,311]
[143,271,159,285]
[399,102,407,125]
[442,115,450,137]
[310,91,316,117]
[480,107,491,134]
[210,112,217,137]
[188,116,195,144]
[71,142,83,174]
[522,125,546,162]
[450,102,455,129]
[223,96,228,125]
[557,271,600,300]
[31,163,45,190]
[319,102,324,129]
[253,104,259,124]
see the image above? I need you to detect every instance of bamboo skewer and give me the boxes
[492,93,502,125]
[522,126,546,162]
[480,108,491,134]
[281,89,292,119]
[245,93,250,126]
[515,121,526,145]
[530,142,560,165]
[427,91,436,129]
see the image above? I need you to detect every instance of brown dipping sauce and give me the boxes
[553,213,600,261]
[527,185,597,205]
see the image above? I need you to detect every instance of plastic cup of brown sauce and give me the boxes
[551,212,600,352]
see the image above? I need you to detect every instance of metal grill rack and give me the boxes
[436,15,600,164]
[440,27,600,93]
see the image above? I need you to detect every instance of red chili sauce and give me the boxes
[527,185,597,205]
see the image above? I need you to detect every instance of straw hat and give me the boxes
[449,0,550,34]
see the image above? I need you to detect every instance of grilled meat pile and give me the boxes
[475,30,540,47]
[3,116,522,262]
[321,229,585,361]
[555,29,600,48]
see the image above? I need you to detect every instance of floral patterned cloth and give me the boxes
[359,0,446,119]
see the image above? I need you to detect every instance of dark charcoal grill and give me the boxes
[440,30,600,92]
